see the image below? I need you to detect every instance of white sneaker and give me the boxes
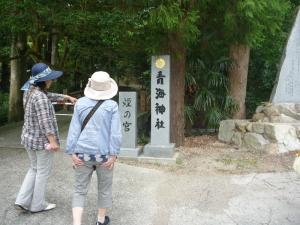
[30,203,56,213]
[44,203,56,211]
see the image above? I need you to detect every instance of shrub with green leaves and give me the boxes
[185,57,237,129]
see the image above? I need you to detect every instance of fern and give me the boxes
[186,56,237,128]
[184,105,196,125]
[206,107,224,128]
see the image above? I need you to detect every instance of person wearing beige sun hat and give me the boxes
[66,71,122,225]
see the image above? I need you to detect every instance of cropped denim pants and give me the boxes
[72,161,113,209]
[15,149,54,212]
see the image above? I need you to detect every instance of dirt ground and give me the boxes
[120,135,296,175]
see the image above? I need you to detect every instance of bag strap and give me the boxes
[81,100,104,132]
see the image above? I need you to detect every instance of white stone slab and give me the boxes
[271,9,300,103]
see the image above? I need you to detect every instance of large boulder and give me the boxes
[255,105,264,114]
[245,123,253,132]
[243,133,269,151]
[252,122,265,134]
[252,103,300,123]
[277,103,300,120]
[231,131,242,147]
[252,113,265,122]
[263,123,300,151]
[218,120,235,142]
[264,123,294,142]
[269,114,299,123]
[235,120,249,133]
[283,134,300,151]
[262,105,280,117]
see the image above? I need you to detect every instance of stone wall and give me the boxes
[218,103,300,154]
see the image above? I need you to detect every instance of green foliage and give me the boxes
[204,0,290,47]
[0,92,8,125]
[184,104,196,125]
[143,1,200,53]
[186,56,237,128]
[150,3,184,31]
[0,0,298,132]
[246,1,296,116]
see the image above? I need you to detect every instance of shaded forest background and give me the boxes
[0,0,299,146]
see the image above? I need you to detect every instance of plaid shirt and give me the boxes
[21,86,65,150]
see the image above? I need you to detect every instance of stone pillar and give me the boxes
[119,92,142,157]
[144,55,175,158]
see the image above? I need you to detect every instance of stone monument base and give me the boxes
[119,152,179,165]
[143,143,175,158]
[119,147,143,158]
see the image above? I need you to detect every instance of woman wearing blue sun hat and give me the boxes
[15,62,77,213]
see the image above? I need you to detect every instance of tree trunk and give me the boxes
[51,28,59,66]
[169,33,186,147]
[45,33,52,63]
[8,33,26,122]
[59,36,69,68]
[228,43,250,119]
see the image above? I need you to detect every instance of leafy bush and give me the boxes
[185,57,237,129]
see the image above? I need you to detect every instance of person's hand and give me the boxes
[102,155,117,169]
[72,154,84,168]
[64,95,77,104]
[49,142,60,152]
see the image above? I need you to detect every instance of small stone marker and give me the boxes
[144,55,175,158]
[271,9,300,103]
[119,92,142,157]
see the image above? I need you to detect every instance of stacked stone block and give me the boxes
[218,103,300,154]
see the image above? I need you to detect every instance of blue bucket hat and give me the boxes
[21,63,63,91]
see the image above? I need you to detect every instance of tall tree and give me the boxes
[0,0,29,121]
[9,33,27,122]
[207,0,289,118]
[228,44,249,118]
[146,1,200,146]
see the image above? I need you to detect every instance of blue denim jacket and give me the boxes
[66,97,122,156]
